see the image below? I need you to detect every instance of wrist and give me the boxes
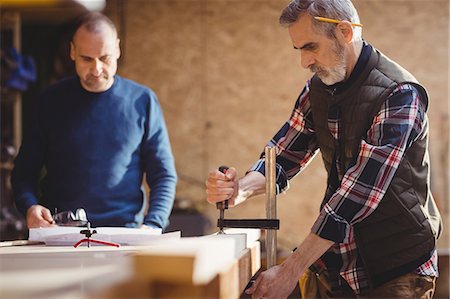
[284,248,308,278]
[234,180,251,205]
[234,171,266,205]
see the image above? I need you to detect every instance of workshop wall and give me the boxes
[104,0,449,252]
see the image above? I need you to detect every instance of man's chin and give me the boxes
[82,80,110,92]
[318,74,344,86]
[318,76,336,86]
[313,71,332,86]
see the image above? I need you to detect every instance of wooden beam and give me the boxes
[95,241,261,299]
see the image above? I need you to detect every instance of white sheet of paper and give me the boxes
[28,226,180,246]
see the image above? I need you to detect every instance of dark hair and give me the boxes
[71,12,117,40]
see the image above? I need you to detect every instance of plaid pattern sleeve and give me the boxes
[248,82,319,194]
[311,83,427,243]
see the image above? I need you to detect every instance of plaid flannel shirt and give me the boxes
[249,81,438,293]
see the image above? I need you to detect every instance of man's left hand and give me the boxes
[245,262,299,299]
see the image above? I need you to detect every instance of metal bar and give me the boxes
[265,146,277,268]
[218,219,280,230]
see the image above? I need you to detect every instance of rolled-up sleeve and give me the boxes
[249,83,319,194]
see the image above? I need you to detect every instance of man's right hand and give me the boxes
[206,167,239,207]
[26,205,56,228]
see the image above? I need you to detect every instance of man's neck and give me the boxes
[345,39,364,80]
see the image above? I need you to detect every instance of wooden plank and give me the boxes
[134,255,196,283]
[133,237,237,285]
[150,242,260,299]
[94,241,261,299]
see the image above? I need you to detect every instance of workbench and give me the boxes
[0,233,260,299]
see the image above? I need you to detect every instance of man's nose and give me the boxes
[300,52,315,69]
[91,59,102,75]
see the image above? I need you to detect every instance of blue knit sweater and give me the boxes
[12,76,177,228]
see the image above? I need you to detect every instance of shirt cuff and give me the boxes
[311,203,349,243]
[248,159,289,194]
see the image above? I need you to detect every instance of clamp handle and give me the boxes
[216,165,230,210]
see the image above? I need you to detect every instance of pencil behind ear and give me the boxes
[337,21,354,43]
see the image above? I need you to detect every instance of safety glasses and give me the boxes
[53,208,88,226]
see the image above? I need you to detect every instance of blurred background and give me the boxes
[1,0,448,297]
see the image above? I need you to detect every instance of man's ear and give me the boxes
[70,42,75,61]
[116,39,121,59]
[336,21,354,43]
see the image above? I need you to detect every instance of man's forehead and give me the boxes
[74,23,117,41]
[288,14,317,47]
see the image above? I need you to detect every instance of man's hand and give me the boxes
[245,262,300,299]
[26,205,55,228]
[246,233,334,299]
[205,167,239,206]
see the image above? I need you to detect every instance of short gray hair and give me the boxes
[279,0,362,39]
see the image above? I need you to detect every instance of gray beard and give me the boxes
[316,63,346,86]
[311,40,347,86]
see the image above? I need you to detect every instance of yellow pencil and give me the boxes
[314,16,363,27]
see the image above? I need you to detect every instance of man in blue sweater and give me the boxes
[11,12,177,229]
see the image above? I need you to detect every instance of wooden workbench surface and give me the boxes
[0,234,260,299]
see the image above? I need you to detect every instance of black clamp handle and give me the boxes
[216,165,230,210]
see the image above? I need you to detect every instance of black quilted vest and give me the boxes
[309,46,442,287]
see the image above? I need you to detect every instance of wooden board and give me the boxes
[94,241,261,299]
[0,233,260,299]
